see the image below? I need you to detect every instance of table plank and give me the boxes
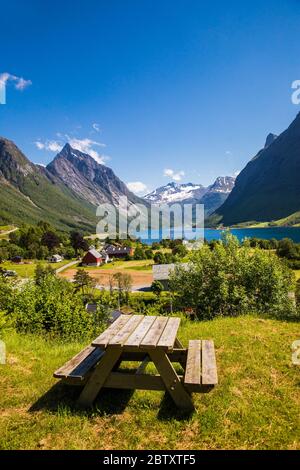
[184,340,201,388]
[157,317,181,350]
[139,317,168,350]
[92,315,131,348]
[108,315,145,348]
[202,340,218,385]
[124,316,157,349]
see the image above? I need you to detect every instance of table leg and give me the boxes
[78,347,122,407]
[149,349,194,412]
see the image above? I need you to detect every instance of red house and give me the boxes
[82,249,107,267]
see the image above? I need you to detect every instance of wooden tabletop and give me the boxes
[92,315,181,351]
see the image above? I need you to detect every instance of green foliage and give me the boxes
[170,232,297,320]
[151,280,164,296]
[10,275,94,340]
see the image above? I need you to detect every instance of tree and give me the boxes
[34,264,55,286]
[70,232,89,253]
[133,246,146,260]
[74,269,96,295]
[170,232,297,320]
[112,272,133,306]
[151,280,164,296]
[41,231,61,250]
[153,252,165,264]
[172,244,188,258]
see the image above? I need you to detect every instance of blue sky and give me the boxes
[1,0,300,194]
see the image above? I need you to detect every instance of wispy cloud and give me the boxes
[163,168,185,182]
[92,123,101,133]
[34,140,62,152]
[0,72,32,91]
[127,181,148,195]
[67,137,107,164]
[35,135,109,165]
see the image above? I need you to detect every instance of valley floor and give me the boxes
[0,316,299,450]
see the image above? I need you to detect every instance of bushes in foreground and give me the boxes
[170,233,297,320]
[0,272,97,340]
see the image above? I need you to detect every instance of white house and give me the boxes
[48,254,63,263]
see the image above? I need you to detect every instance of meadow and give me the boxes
[1,316,299,450]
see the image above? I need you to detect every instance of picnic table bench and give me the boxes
[54,315,218,412]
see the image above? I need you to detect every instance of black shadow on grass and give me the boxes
[30,381,194,421]
[157,392,194,421]
[29,382,134,417]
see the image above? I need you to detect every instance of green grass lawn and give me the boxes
[0,260,73,278]
[83,259,154,271]
[0,316,299,450]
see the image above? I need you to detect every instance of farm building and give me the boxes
[152,263,189,289]
[48,254,63,263]
[82,249,109,267]
[104,244,134,259]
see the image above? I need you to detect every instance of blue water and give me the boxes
[139,227,300,244]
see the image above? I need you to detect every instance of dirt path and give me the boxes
[59,267,153,288]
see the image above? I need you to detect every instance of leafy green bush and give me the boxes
[10,275,95,340]
[170,232,297,320]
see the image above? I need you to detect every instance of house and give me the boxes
[152,263,189,289]
[104,244,134,259]
[11,256,22,264]
[82,249,109,267]
[48,254,63,263]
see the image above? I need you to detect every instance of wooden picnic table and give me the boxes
[54,315,218,412]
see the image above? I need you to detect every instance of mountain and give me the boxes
[215,113,300,225]
[46,143,143,207]
[200,176,236,216]
[144,182,207,204]
[0,137,98,231]
[144,176,235,215]
[0,138,144,232]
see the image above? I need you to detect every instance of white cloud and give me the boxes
[163,168,185,182]
[0,72,32,91]
[34,134,109,165]
[34,140,62,152]
[233,170,240,177]
[67,137,107,164]
[225,150,232,155]
[127,181,148,195]
[92,123,101,133]
[34,141,45,150]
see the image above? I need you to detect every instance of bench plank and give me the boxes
[54,346,104,380]
[124,316,156,349]
[108,315,145,348]
[184,340,201,389]
[92,314,131,348]
[202,340,218,385]
[157,317,181,351]
[139,317,168,350]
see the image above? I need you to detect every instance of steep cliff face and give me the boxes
[46,143,143,206]
[215,113,300,225]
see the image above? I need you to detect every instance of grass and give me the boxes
[0,316,299,450]
[83,259,154,271]
[0,260,73,278]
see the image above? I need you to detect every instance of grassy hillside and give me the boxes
[0,138,97,232]
[1,316,299,450]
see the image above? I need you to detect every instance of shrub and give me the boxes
[11,275,95,340]
[169,232,297,320]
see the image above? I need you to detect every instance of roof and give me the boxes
[85,248,103,259]
[152,263,190,280]
[51,254,62,260]
[104,245,132,255]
